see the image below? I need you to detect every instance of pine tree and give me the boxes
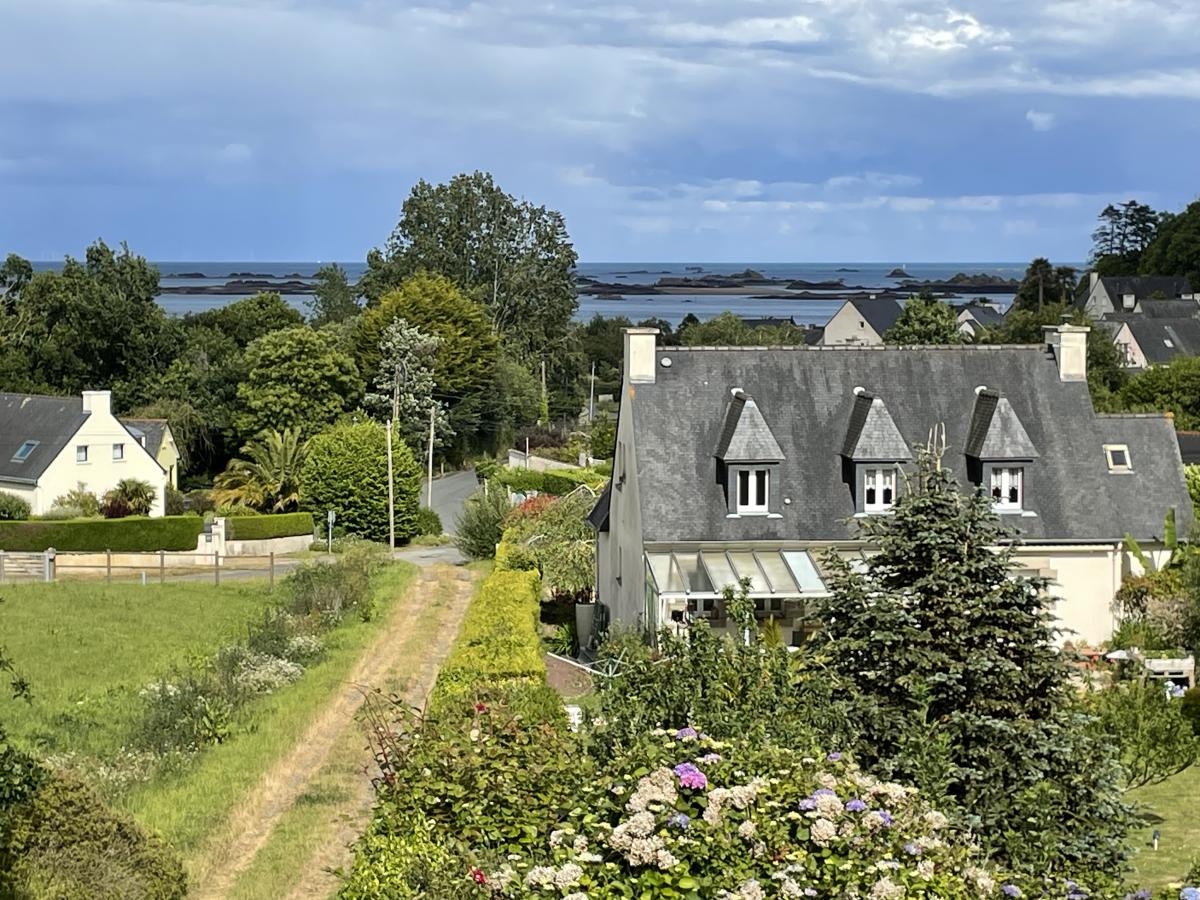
[816,442,1132,883]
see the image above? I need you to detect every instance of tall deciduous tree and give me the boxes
[307,263,360,325]
[816,447,1132,881]
[364,318,452,450]
[1139,198,1200,287]
[236,326,362,441]
[883,293,963,344]
[1012,258,1077,311]
[185,292,304,348]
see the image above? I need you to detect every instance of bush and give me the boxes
[99,494,133,519]
[185,488,215,513]
[165,485,186,516]
[453,488,513,560]
[413,506,443,537]
[301,421,421,545]
[492,465,608,496]
[0,516,204,551]
[133,671,232,753]
[51,484,100,518]
[0,491,31,521]
[225,511,315,541]
[102,478,156,517]
[0,772,186,899]
[1089,678,1199,789]
[1182,688,1200,736]
[216,503,259,518]
[282,542,387,622]
[35,505,84,521]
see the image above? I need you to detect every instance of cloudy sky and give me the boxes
[3,0,1199,262]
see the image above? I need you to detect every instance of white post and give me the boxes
[386,419,396,549]
[589,361,596,423]
[426,405,435,508]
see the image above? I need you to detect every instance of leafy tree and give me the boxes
[1091,200,1164,275]
[213,428,308,512]
[580,314,633,395]
[307,263,360,326]
[236,326,362,441]
[0,253,32,308]
[679,311,810,347]
[488,353,542,447]
[1115,355,1200,429]
[185,292,304,348]
[503,486,596,599]
[815,446,1132,880]
[1139,198,1200,287]
[301,421,421,544]
[363,318,452,450]
[1089,678,1198,789]
[638,316,678,346]
[1012,258,1077,311]
[883,293,963,344]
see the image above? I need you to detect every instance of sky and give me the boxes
[2,0,1199,263]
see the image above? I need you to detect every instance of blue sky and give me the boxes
[3,0,1199,262]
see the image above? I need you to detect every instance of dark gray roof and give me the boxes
[1137,299,1200,319]
[965,392,1038,459]
[628,345,1191,544]
[1125,318,1200,365]
[841,393,911,461]
[1101,276,1193,303]
[0,392,89,483]
[715,393,785,462]
[849,299,904,336]
[804,327,825,346]
[1178,431,1200,465]
[119,418,168,457]
[955,303,1005,328]
[588,481,612,532]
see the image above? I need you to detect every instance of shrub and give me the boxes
[225,511,315,541]
[99,494,133,519]
[51,483,100,518]
[216,503,260,518]
[0,491,31,521]
[454,488,513,560]
[36,505,84,521]
[0,772,186,899]
[493,465,608,496]
[0,516,204,552]
[185,488,215,513]
[102,478,156,517]
[283,542,387,622]
[133,671,232,753]
[413,506,443,537]
[1089,678,1199,788]
[1181,687,1200,736]
[301,421,421,544]
[165,485,186,516]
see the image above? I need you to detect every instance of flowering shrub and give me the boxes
[231,654,304,695]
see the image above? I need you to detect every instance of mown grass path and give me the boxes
[190,563,479,899]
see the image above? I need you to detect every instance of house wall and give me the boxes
[1082,280,1116,319]
[157,431,181,489]
[32,395,167,517]
[1111,323,1147,369]
[820,303,884,345]
[601,381,650,632]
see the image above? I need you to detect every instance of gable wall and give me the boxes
[820,303,884,345]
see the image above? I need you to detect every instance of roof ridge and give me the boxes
[661,344,1048,353]
[1096,412,1174,419]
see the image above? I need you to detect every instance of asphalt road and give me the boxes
[421,467,478,535]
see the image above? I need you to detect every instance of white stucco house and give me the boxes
[818,298,903,345]
[589,326,1192,649]
[0,390,169,516]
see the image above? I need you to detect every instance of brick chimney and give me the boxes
[1042,322,1089,382]
[81,390,112,416]
[623,327,660,385]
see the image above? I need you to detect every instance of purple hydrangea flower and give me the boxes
[675,726,698,740]
[667,812,690,830]
[696,752,722,765]
[1181,889,1200,900]
[673,762,708,790]
[1123,892,1151,900]
[826,752,843,762]
[874,809,893,827]
[903,842,922,856]
[798,797,818,811]
[845,798,867,812]
[812,788,837,798]
[1001,886,1022,898]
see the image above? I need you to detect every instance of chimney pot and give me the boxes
[1042,323,1089,382]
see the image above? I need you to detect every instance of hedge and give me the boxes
[225,512,315,541]
[493,465,607,496]
[0,516,204,552]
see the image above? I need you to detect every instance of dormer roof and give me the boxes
[965,389,1038,459]
[715,391,784,463]
[841,391,911,461]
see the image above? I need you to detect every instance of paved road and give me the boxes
[421,467,478,535]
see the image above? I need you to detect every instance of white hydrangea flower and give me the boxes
[738,820,758,839]
[525,866,556,887]
[869,876,904,899]
[916,859,935,880]
[810,817,837,846]
[555,863,584,887]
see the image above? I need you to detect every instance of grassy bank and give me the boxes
[1129,765,1200,889]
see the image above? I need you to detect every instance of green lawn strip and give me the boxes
[120,563,417,860]
[0,580,270,757]
[1128,765,1200,889]
[225,572,454,900]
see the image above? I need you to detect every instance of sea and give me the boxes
[30,260,1070,327]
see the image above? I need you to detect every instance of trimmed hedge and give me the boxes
[0,516,204,552]
[493,465,607,496]
[225,512,315,541]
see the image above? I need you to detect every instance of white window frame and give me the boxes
[736,468,770,514]
[1104,444,1132,472]
[76,444,88,463]
[864,466,897,512]
[990,466,1023,511]
[112,442,125,461]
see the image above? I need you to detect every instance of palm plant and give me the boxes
[213,428,308,513]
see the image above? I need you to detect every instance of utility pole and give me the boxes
[540,359,548,427]
[589,361,596,423]
[426,404,435,508]
[385,419,395,550]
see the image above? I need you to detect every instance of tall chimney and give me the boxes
[623,327,659,385]
[1042,323,1089,382]
[81,390,112,416]
[1089,271,1099,291]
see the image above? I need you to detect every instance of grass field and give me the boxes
[1128,765,1200,890]
[0,579,270,756]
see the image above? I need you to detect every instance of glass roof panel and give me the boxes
[728,551,769,592]
[782,550,826,592]
[646,552,672,592]
[755,551,799,593]
[676,552,713,593]
[700,551,738,593]
[664,555,687,593]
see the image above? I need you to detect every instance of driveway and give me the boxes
[421,467,477,535]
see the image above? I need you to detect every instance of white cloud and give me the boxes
[1025,109,1056,131]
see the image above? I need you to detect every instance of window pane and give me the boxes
[737,470,750,506]
[665,555,687,593]
[755,470,767,506]
[701,551,738,593]
[646,552,672,592]
[728,551,769,592]
[783,551,827,592]
[755,552,799,593]
[866,486,877,505]
[676,553,713,593]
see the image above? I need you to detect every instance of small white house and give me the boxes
[0,390,168,516]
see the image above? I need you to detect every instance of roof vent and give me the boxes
[974,385,988,395]
[660,356,672,368]
[730,387,743,397]
[852,386,865,395]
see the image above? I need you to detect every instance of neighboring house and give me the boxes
[0,390,167,516]
[1108,316,1200,368]
[819,298,903,345]
[119,417,181,487]
[589,326,1192,648]
[1078,273,1196,318]
[954,301,1005,339]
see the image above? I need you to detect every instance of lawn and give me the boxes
[1128,765,1200,890]
[0,579,270,756]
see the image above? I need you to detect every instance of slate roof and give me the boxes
[1136,299,1200,319]
[715,392,786,462]
[955,303,1005,328]
[119,418,169,457]
[964,392,1038,459]
[1101,276,1193,303]
[0,392,90,483]
[627,345,1192,544]
[1125,318,1200,365]
[850,299,904,336]
[841,393,911,461]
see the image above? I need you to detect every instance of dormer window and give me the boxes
[864,467,897,512]
[1104,444,1132,472]
[737,468,770,514]
[990,466,1023,510]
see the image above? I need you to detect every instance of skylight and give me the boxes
[11,440,39,463]
[1104,444,1132,472]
